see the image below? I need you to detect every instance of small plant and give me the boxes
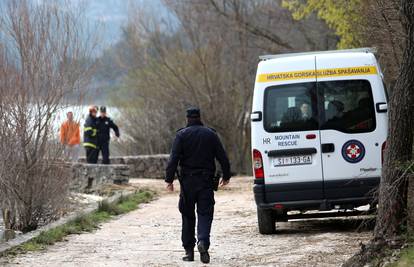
[98,201,122,215]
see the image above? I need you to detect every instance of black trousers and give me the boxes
[179,179,215,251]
[98,141,110,164]
[85,147,98,164]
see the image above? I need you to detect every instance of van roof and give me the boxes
[259,48,376,61]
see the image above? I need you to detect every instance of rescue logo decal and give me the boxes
[341,140,366,164]
[257,66,377,83]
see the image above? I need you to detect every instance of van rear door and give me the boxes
[316,53,385,200]
[258,56,323,203]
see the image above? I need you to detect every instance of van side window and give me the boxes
[319,80,376,133]
[264,83,318,133]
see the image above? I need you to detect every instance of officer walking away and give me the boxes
[83,106,99,164]
[97,106,120,164]
[165,107,231,264]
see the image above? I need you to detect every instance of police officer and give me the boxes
[97,106,120,164]
[83,106,99,163]
[165,107,231,264]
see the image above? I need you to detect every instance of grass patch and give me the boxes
[1,189,155,257]
[388,245,414,267]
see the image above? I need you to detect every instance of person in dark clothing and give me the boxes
[83,106,99,164]
[165,107,231,264]
[97,106,120,164]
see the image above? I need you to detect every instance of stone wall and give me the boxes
[70,163,130,193]
[71,154,169,192]
[119,155,169,179]
[79,154,169,179]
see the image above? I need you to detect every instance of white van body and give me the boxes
[251,48,388,234]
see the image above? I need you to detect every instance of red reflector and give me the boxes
[274,204,284,210]
[306,134,316,139]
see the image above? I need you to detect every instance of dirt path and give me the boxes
[2,177,371,267]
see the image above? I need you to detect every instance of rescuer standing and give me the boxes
[83,106,99,164]
[97,106,120,164]
[165,107,231,264]
[60,111,81,162]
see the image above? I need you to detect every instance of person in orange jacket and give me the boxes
[60,111,81,162]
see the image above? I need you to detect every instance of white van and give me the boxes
[250,48,388,234]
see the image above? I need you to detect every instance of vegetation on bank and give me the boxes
[0,189,156,258]
[390,244,414,267]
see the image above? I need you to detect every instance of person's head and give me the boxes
[186,107,201,124]
[100,106,107,117]
[331,100,345,116]
[67,111,74,121]
[88,105,97,118]
[300,103,311,118]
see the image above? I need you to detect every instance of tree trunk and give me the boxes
[2,209,11,230]
[374,0,414,241]
[407,174,414,232]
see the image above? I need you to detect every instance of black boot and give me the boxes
[182,249,194,262]
[197,241,210,264]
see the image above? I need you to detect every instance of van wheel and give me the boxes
[257,208,276,234]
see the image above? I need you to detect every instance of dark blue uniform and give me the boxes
[165,120,231,251]
[97,116,119,164]
[83,115,99,164]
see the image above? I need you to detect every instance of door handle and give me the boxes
[322,143,335,153]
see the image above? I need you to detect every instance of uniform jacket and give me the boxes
[97,116,119,144]
[83,115,99,149]
[60,121,80,146]
[165,121,231,184]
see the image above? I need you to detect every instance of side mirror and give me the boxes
[250,111,262,122]
[376,102,388,113]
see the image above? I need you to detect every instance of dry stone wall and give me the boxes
[78,154,170,179]
[72,154,170,193]
[120,155,169,179]
[70,163,130,193]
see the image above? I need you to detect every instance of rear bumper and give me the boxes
[254,177,380,211]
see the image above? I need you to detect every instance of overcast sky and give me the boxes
[0,0,172,55]
[72,0,168,47]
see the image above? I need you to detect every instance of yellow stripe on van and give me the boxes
[257,66,378,83]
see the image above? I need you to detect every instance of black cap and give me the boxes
[100,106,106,113]
[186,107,200,118]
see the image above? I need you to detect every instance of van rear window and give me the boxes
[320,80,376,133]
[263,80,376,133]
[264,83,318,133]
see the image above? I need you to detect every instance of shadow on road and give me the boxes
[276,217,375,235]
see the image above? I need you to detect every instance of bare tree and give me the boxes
[205,0,337,52]
[0,0,98,232]
[363,0,404,86]
[111,0,336,173]
[344,1,414,265]
[374,0,414,241]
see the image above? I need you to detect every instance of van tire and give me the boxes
[257,208,276,234]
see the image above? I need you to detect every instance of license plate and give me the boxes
[272,155,312,167]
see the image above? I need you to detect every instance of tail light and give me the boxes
[381,141,387,164]
[253,149,264,179]
[274,204,284,210]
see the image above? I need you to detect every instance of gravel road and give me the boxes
[1,177,372,267]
